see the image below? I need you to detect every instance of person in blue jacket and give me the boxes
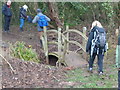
[19,5,28,31]
[2,0,12,33]
[32,9,50,47]
[86,20,107,75]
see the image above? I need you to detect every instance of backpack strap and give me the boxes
[93,31,96,40]
[93,29,99,41]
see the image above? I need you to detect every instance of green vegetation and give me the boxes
[65,65,117,88]
[10,41,40,63]
[2,2,119,28]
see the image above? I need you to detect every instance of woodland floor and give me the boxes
[1,25,118,88]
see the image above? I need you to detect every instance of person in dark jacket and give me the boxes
[19,5,28,31]
[2,0,12,32]
[86,20,107,75]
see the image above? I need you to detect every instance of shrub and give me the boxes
[10,41,40,63]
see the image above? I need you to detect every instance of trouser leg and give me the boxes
[89,53,96,68]
[97,53,104,72]
[4,17,7,31]
[20,18,24,31]
[7,17,11,31]
[38,31,43,47]
[4,16,10,31]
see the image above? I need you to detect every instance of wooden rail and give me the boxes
[42,26,88,65]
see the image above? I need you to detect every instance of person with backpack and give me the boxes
[32,9,50,47]
[116,33,120,89]
[2,0,12,33]
[86,20,107,75]
[19,5,28,31]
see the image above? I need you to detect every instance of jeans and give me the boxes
[20,18,24,29]
[4,16,11,31]
[89,52,104,72]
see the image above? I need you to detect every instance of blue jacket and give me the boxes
[19,7,27,19]
[32,12,50,24]
[2,4,12,17]
[86,26,106,54]
[32,12,50,30]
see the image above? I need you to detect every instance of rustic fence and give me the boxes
[42,25,88,65]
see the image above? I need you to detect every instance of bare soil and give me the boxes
[1,25,117,88]
[1,25,85,88]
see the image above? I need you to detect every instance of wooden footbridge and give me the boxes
[42,26,88,68]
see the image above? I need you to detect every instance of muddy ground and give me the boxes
[1,25,117,88]
[1,25,85,88]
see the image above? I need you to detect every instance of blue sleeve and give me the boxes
[32,15,39,23]
[86,31,94,52]
[44,15,50,21]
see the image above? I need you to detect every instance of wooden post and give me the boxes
[62,39,67,63]
[58,27,62,66]
[43,26,49,64]
[115,29,119,37]
[82,27,87,60]
[82,27,87,51]
[66,25,69,52]
[41,36,45,51]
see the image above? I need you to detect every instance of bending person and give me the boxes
[19,5,28,31]
[32,9,50,48]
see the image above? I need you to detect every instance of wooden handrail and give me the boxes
[48,41,58,45]
[43,26,88,65]
[68,40,85,52]
[47,30,58,33]
[63,29,88,40]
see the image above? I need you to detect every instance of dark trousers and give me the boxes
[89,52,104,72]
[4,16,11,31]
[118,70,120,90]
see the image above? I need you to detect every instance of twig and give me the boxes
[0,54,16,73]
[75,48,82,53]
[53,76,60,81]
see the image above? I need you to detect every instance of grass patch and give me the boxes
[64,65,117,88]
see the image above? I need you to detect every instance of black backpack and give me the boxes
[94,28,106,49]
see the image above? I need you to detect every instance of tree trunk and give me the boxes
[34,1,38,11]
[48,2,63,28]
